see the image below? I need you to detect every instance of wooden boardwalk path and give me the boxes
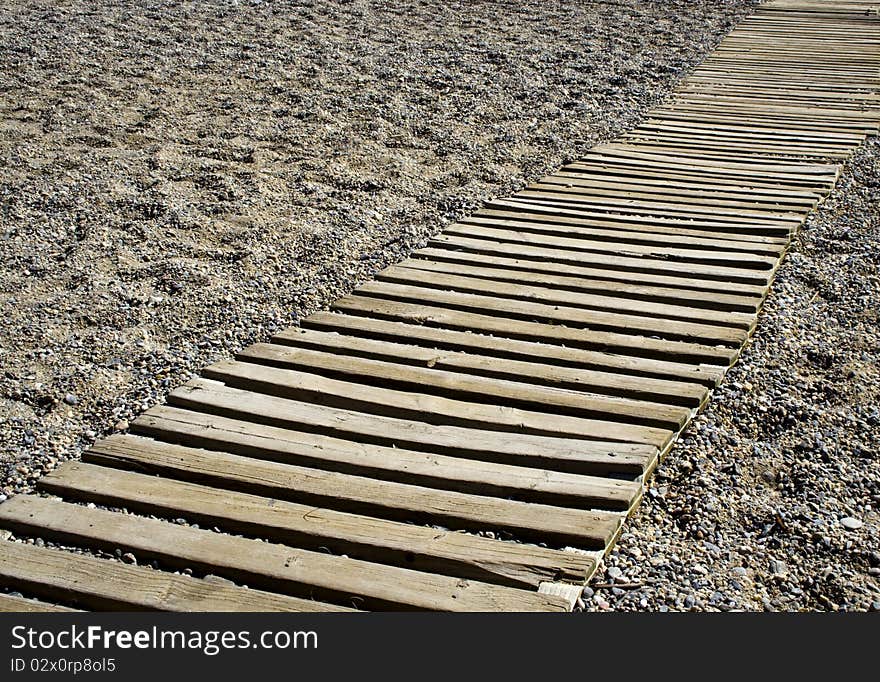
[2,0,880,612]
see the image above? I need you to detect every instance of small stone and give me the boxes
[871,601,880,613]
[769,559,787,576]
[611,587,625,597]
[575,598,586,611]
[731,566,748,577]
[606,566,623,580]
[0,494,7,504]
[203,574,234,586]
[684,594,695,608]
[840,517,863,531]
[63,393,79,406]
[114,420,129,432]
[121,552,137,565]
[868,568,880,577]
[581,586,594,599]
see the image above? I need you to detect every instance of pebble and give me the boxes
[840,517,863,531]
[121,552,137,565]
[63,393,79,406]
[3,0,877,617]
[769,560,787,576]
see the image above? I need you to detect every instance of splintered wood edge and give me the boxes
[538,582,584,611]
[539,547,604,611]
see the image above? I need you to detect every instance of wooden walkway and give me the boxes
[2,0,880,612]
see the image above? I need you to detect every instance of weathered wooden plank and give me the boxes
[39,463,596,589]
[515,186,805,223]
[401,256,764,313]
[547,169,821,206]
[351,281,750,346]
[0,540,349,612]
[546,175,820,211]
[136,405,641,510]
[488,197,795,239]
[0,593,80,613]
[464,212,789,255]
[418,244,769,298]
[169,376,663,459]
[377,264,757,328]
[441,222,781,269]
[302,312,727,387]
[431,233,777,286]
[0,496,569,612]
[83,434,628,547]
[271,327,709,407]
[219,348,689,432]
[529,176,818,213]
[331,296,741,365]
[559,161,835,195]
[584,147,840,181]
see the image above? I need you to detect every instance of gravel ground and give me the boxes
[1,1,877,615]
[584,137,880,613]
[0,0,758,495]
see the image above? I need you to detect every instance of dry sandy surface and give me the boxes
[0,0,757,493]
[1,0,877,615]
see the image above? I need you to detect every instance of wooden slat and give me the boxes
[167,377,663,463]
[399,256,764,313]
[416,242,767,298]
[84,434,629,547]
[463,212,789,256]
[135,405,641,509]
[226,344,691,431]
[516,185,805,222]
[492,196,798,237]
[0,496,569,612]
[419,243,769,297]
[271,327,709,407]
[301,312,727,387]
[0,540,349,612]
[0,593,80,613]
[331,295,741,365]
[487,196,796,238]
[39,463,596,589]
[349,281,750,346]
[377,264,757,327]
